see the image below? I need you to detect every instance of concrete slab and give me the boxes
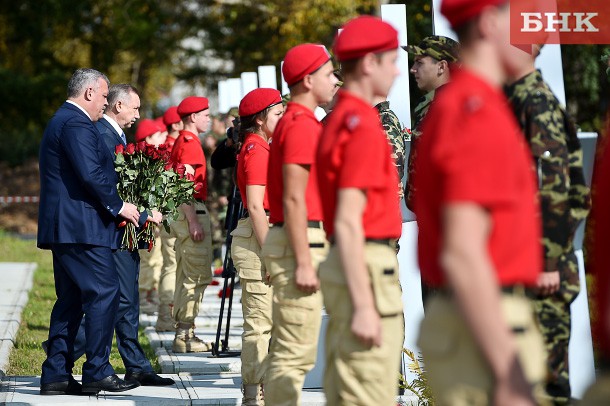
[0,263,36,377]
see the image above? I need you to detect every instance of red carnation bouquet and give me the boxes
[114,141,202,251]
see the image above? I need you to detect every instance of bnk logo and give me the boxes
[511,0,610,45]
[521,12,598,33]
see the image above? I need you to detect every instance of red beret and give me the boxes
[162,106,180,126]
[154,116,166,130]
[441,0,507,29]
[333,16,398,62]
[177,96,209,117]
[282,44,331,87]
[239,88,282,117]
[135,119,164,142]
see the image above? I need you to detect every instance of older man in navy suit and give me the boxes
[38,69,144,395]
[69,84,173,386]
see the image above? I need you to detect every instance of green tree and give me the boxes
[0,0,194,165]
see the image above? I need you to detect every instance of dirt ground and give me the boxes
[0,159,40,236]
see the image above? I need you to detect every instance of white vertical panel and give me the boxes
[535,45,567,107]
[381,4,411,127]
[240,72,258,97]
[258,65,278,89]
[431,0,457,39]
[218,80,229,114]
[381,3,423,391]
[226,78,242,110]
[280,61,289,95]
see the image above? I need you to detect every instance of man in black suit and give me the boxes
[85,84,173,386]
[38,69,142,395]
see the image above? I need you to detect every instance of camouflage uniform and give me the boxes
[375,100,406,200]
[506,69,591,405]
[403,36,460,211]
[405,90,434,211]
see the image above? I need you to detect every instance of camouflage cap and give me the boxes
[226,106,239,117]
[402,35,459,63]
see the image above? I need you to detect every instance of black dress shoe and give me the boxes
[125,371,175,386]
[40,378,82,395]
[81,374,140,394]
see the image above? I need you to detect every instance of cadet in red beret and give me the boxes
[228,88,283,405]
[315,15,403,406]
[413,0,546,404]
[154,105,184,333]
[135,118,166,145]
[262,43,337,405]
[162,106,183,150]
[169,95,214,353]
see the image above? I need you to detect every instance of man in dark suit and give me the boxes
[38,69,143,395]
[74,84,173,386]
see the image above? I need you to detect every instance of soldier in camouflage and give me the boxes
[505,46,591,405]
[375,99,406,200]
[404,35,459,305]
[404,36,459,211]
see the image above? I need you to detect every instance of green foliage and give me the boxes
[561,45,608,132]
[400,348,435,405]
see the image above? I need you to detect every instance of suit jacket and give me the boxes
[96,116,125,154]
[95,117,148,248]
[38,102,124,249]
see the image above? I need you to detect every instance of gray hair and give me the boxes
[66,68,110,98]
[107,84,140,111]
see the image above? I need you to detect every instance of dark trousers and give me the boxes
[73,249,153,373]
[41,244,119,384]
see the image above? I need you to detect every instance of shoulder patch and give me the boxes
[464,96,483,114]
[345,113,361,131]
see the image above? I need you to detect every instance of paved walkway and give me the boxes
[0,262,417,405]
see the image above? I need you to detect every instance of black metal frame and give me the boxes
[211,185,243,357]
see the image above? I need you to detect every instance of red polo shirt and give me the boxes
[170,130,208,201]
[316,90,402,239]
[414,69,542,287]
[236,133,270,210]
[166,135,177,150]
[267,102,324,224]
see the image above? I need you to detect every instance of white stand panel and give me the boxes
[258,65,278,90]
[226,78,242,111]
[218,80,229,115]
[240,72,258,98]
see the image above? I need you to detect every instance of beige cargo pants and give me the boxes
[262,225,328,406]
[320,242,404,406]
[139,232,162,291]
[172,201,213,324]
[231,216,272,385]
[159,225,177,308]
[418,290,548,405]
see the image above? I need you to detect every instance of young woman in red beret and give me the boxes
[230,88,283,406]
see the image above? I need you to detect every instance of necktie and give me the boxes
[120,132,127,145]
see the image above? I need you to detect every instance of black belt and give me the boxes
[272,220,323,229]
[437,284,533,298]
[365,238,393,246]
[329,237,395,247]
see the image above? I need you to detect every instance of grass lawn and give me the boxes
[2,230,159,376]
